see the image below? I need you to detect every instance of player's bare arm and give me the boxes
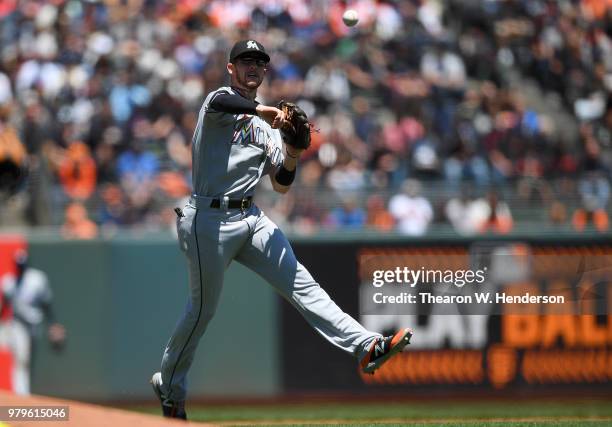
[256,104,286,129]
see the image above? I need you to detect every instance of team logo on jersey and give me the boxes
[232,115,274,148]
[246,41,259,50]
[232,116,262,146]
[232,116,282,166]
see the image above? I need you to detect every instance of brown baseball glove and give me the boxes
[276,100,312,150]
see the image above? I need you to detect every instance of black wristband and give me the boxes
[275,165,296,186]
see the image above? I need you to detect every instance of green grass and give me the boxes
[266,424,612,427]
[132,399,612,426]
[268,424,612,427]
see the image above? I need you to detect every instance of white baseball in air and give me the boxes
[342,9,359,27]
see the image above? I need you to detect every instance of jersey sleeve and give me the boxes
[203,87,255,125]
[204,88,227,112]
[209,91,258,115]
[202,88,234,125]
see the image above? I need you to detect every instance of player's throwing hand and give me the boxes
[256,105,285,129]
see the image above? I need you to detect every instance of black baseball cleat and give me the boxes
[150,372,187,420]
[360,328,413,374]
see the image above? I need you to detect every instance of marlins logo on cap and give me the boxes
[230,40,270,63]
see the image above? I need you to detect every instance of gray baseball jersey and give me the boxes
[1,269,52,329]
[157,87,380,403]
[192,86,284,198]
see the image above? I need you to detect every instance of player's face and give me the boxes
[229,56,268,89]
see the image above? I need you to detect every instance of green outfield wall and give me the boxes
[24,236,280,401]
[7,230,611,401]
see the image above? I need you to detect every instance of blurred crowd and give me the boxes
[0,0,610,237]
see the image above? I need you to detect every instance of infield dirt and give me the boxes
[0,391,207,427]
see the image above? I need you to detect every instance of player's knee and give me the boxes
[200,309,216,325]
[293,280,320,294]
[190,307,216,330]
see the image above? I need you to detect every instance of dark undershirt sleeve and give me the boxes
[209,91,258,115]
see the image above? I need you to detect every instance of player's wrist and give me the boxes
[285,146,303,159]
[275,163,296,185]
[256,104,271,116]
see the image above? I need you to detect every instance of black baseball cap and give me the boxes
[229,40,270,63]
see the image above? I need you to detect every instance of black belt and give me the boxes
[210,197,253,210]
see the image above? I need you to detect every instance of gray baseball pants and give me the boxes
[0,319,30,395]
[159,198,380,402]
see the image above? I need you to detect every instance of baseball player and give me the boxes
[151,40,412,420]
[0,249,66,395]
